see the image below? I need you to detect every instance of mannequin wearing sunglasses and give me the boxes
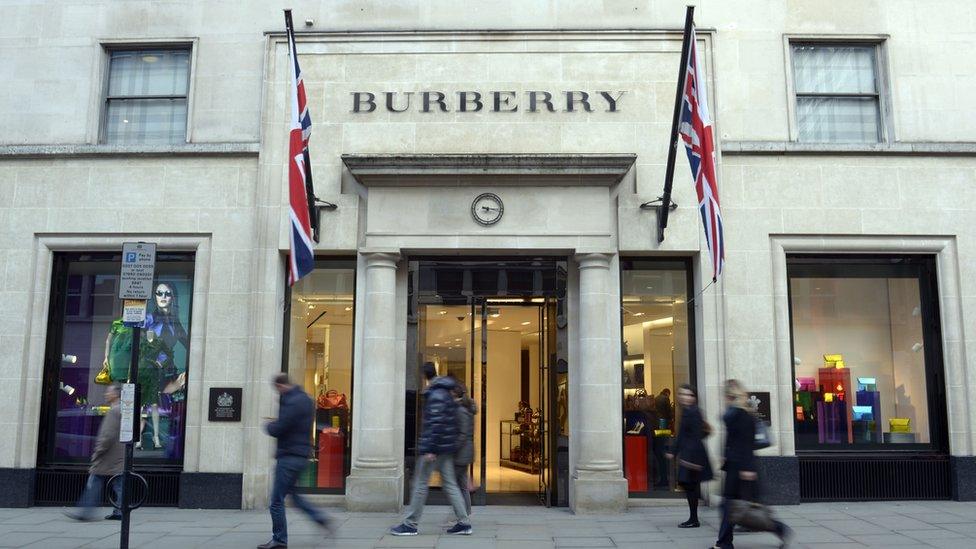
[137,282,189,450]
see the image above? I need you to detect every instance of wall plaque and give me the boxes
[208,387,242,422]
[747,391,772,427]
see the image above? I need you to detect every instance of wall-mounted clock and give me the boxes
[471,192,504,226]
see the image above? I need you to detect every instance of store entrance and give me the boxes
[406,259,568,507]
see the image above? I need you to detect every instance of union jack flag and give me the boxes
[285,10,317,286]
[679,26,725,281]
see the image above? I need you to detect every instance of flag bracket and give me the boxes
[640,197,678,211]
[314,197,338,211]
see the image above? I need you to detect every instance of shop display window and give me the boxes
[285,260,355,492]
[620,260,695,496]
[38,252,195,467]
[788,256,947,452]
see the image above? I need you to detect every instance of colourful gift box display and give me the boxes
[818,367,853,443]
[889,418,911,433]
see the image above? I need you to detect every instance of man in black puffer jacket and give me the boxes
[390,363,471,536]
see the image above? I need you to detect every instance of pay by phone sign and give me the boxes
[119,242,156,300]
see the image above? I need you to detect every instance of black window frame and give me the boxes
[37,251,196,471]
[619,257,698,498]
[787,254,949,456]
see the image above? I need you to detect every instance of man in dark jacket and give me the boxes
[65,384,123,521]
[390,363,471,536]
[259,374,331,549]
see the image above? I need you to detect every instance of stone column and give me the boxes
[346,252,402,511]
[572,253,628,513]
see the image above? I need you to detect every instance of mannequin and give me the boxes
[139,282,189,451]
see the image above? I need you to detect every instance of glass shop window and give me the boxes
[789,256,947,451]
[38,252,195,466]
[620,260,695,496]
[285,261,355,492]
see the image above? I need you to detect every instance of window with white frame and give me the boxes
[792,43,884,143]
[102,48,190,145]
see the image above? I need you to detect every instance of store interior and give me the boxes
[422,303,545,494]
[620,267,691,495]
[288,268,355,489]
[790,276,930,446]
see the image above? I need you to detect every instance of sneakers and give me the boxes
[446,522,473,535]
[256,541,286,549]
[105,513,122,520]
[389,523,418,536]
[677,519,700,528]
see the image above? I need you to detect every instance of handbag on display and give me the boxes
[317,389,348,410]
[94,361,112,385]
[889,418,911,433]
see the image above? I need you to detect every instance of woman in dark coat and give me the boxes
[713,379,791,549]
[452,382,477,515]
[667,384,713,528]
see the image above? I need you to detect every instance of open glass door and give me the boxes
[406,258,569,507]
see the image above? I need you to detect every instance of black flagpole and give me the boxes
[657,5,695,243]
[284,9,321,243]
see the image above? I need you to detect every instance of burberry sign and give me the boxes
[351,90,626,113]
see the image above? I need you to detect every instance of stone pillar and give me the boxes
[571,253,628,513]
[346,252,402,511]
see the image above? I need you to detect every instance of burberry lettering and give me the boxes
[351,90,626,113]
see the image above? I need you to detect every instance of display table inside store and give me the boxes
[499,419,540,473]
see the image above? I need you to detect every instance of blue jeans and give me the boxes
[76,474,122,519]
[270,455,326,544]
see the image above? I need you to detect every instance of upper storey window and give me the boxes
[792,43,884,143]
[102,48,190,145]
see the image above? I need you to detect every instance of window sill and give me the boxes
[0,142,259,159]
[722,141,976,156]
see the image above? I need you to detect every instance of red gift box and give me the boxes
[624,435,648,492]
[317,428,345,488]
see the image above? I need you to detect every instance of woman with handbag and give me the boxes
[712,379,792,549]
[666,384,713,528]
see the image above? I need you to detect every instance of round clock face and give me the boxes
[471,193,504,226]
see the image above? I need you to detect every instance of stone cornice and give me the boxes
[722,141,976,156]
[0,142,260,159]
[341,153,636,187]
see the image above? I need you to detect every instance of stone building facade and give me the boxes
[1,1,975,512]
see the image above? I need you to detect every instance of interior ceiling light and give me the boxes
[633,312,645,317]
[521,321,531,326]
[503,326,511,330]
[141,54,159,63]
[345,307,352,311]
[439,310,447,315]
[642,316,674,330]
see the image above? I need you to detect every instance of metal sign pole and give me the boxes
[116,241,155,549]
[119,326,140,549]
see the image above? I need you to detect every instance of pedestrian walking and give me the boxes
[666,383,713,528]
[258,374,332,549]
[452,381,477,516]
[390,362,472,536]
[65,384,124,521]
[712,379,792,549]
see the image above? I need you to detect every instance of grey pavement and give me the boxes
[1,501,975,548]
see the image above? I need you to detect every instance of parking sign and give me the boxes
[119,242,157,300]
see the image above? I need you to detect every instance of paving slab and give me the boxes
[0,502,972,548]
